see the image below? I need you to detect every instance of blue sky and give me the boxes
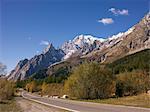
[0,0,149,73]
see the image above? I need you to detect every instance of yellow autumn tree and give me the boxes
[64,62,115,99]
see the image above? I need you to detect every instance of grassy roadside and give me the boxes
[79,93,150,108]
[0,98,22,112]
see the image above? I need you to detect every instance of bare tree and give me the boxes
[0,62,7,76]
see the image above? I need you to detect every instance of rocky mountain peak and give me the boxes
[144,12,150,22]
[135,12,149,29]
[8,44,65,80]
[43,43,55,54]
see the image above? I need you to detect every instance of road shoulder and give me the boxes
[16,97,66,112]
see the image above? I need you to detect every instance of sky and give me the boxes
[0,0,149,74]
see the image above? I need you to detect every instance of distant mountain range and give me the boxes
[8,13,150,80]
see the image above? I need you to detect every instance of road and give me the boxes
[16,97,64,112]
[22,92,150,112]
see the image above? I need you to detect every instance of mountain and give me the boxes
[8,44,65,80]
[61,34,106,60]
[37,48,150,82]
[47,13,150,78]
[8,13,150,80]
[83,13,150,63]
[61,25,139,60]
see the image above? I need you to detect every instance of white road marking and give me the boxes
[22,92,80,112]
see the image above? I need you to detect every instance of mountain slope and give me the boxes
[8,44,65,80]
[107,49,150,74]
[28,48,150,83]
[46,13,150,78]
[83,13,150,63]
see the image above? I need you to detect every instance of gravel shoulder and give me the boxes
[16,97,67,112]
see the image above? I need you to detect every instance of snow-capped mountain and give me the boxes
[99,27,135,50]
[61,27,135,60]
[84,13,150,63]
[108,27,135,41]
[8,13,150,80]
[61,35,106,59]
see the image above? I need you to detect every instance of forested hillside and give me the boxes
[108,49,150,74]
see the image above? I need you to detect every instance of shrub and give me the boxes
[0,79,15,102]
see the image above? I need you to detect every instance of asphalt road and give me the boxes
[22,92,150,112]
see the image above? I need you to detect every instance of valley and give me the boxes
[1,1,150,112]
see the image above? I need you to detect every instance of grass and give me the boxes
[0,98,22,112]
[80,93,150,108]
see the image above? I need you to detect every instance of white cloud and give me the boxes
[109,8,129,16]
[98,18,114,25]
[40,40,49,45]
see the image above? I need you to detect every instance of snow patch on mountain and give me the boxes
[73,35,106,45]
[61,34,106,60]
[108,27,135,41]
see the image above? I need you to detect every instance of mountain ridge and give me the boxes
[8,13,150,80]
[8,44,65,80]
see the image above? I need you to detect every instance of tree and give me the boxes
[115,71,150,97]
[25,83,30,92]
[25,81,37,93]
[64,62,115,99]
[41,82,63,96]
[0,62,7,75]
[0,79,15,102]
[108,49,150,75]
[16,80,26,88]
[29,81,36,93]
[41,82,47,96]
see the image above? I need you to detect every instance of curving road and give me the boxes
[22,91,150,112]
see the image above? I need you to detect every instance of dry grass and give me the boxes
[0,98,22,112]
[83,93,150,108]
